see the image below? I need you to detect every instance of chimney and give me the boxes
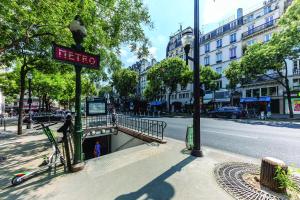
[237,8,243,19]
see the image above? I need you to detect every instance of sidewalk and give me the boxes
[0,131,260,200]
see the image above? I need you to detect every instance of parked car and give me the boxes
[23,111,66,124]
[208,107,247,119]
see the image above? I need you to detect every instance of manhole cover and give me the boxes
[214,162,288,200]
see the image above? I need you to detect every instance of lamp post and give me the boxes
[27,72,33,129]
[181,0,203,157]
[69,15,87,164]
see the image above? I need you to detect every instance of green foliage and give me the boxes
[200,66,221,91]
[111,68,138,99]
[146,58,190,97]
[98,85,113,98]
[224,61,243,90]
[274,166,300,195]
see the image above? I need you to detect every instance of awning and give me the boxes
[240,96,271,103]
[203,99,212,104]
[150,101,162,106]
[214,98,230,103]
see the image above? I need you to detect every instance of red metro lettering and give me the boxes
[53,44,99,69]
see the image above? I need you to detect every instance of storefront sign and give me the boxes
[52,43,100,69]
[285,98,300,114]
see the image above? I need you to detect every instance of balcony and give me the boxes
[242,19,277,39]
[293,69,300,76]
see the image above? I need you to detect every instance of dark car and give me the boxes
[208,107,246,119]
[23,112,65,124]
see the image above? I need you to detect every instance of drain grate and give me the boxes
[214,162,288,200]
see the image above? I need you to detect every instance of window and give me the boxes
[230,21,237,29]
[269,87,277,96]
[264,33,272,42]
[293,60,299,70]
[265,16,274,26]
[230,33,237,43]
[216,67,222,74]
[230,47,237,59]
[205,43,210,53]
[247,14,254,22]
[264,6,272,15]
[216,39,222,48]
[216,52,222,63]
[261,88,268,96]
[217,80,222,90]
[253,89,260,97]
[181,85,187,91]
[247,39,255,46]
[204,56,210,66]
[248,24,254,34]
[186,93,189,98]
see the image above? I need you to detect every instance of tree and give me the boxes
[224,61,243,91]
[200,66,221,108]
[0,0,152,134]
[111,68,138,99]
[147,58,190,112]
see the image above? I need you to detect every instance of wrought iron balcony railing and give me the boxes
[242,19,277,39]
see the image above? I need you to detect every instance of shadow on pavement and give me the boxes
[0,132,66,200]
[115,156,196,200]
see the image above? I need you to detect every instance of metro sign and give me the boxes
[52,43,100,69]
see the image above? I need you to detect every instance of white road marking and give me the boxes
[203,130,259,139]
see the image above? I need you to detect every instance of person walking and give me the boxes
[112,108,116,126]
[94,141,101,158]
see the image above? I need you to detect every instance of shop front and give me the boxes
[240,96,271,117]
[284,91,300,114]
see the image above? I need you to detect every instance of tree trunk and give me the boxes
[38,96,41,113]
[168,93,171,113]
[17,66,26,135]
[260,157,288,193]
[42,95,46,112]
[285,84,294,118]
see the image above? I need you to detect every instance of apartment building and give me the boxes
[199,0,295,114]
[129,58,158,99]
[199,8,244,107]
[165,26,194,111]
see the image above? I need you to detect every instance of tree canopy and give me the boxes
[111,68,138,99]
[0,0,153,134]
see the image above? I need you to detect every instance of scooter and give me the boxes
[11,123,65,186]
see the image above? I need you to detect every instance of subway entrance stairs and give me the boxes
[82,114,167,144]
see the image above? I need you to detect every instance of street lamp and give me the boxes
[181,30,194,66]
[27,72,33,129]
[69,15,86,164]
[181,0,203,157]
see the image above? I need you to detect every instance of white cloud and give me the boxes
[120,49,128,57]
[202,0,265,26]
[149,47,157,58]
[126,56,138,65]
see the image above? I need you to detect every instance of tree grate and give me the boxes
[214,162,289,200]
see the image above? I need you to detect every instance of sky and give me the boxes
[120,0,265,67]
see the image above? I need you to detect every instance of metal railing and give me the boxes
[242,19,277,39]
[293,69,300,76]
[83,114,167,141]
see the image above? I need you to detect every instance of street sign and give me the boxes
[52,43,100,69]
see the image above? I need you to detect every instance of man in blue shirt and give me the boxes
[94,141,101,157]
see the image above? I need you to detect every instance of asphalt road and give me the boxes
[157,117,300,166]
